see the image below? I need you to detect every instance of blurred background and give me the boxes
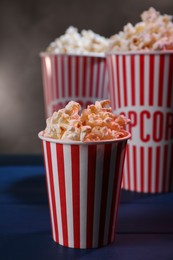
[0,0,172,154]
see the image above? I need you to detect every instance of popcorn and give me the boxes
[43,100,130,142]
[109,7,173,51]
[46,26,109,55]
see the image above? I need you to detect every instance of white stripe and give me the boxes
[144,147,148,193]
[92,58,98,97]
[43,141,56,240]
[112,56,118,110]
[58,56,62,98]
[92,144,104,247]
[156,147,161,192]
[98,60,104,98]
[71,57,76,97]
[122,152,128,189]
[79,57,83,97]
[118,55,124,108]
[134,55,140,106]
[126,55,132,107]
[45,56,52,107]
[136,145,141,192]
[166,143,172,191]
[45,57,52,116]
[153,55,160,106]
[63,145,74,247]
[151,146,156,193]
[158,145,164,192]
[129,144,134,191]
[103,69,109,99]
[144,55,150,106]
[118,142,127,188]
[79,145,88,248]
[64,56,68,97]
[104,143,117,245]
[86,57,91,97]
[51,56,56,101]
[50,142,63,244]
[163,55,169,108]
[42,59,49,116]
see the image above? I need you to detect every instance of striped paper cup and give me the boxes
[107,51,173,193]
[40,53,109,117]
[38,132,130,248]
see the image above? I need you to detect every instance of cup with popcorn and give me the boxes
[40,26,109,117]
[38,100,131,248]
[106,7,173,193]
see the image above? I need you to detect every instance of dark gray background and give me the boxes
[0,0,172,154]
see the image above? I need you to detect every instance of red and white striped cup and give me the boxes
[107,51,173,193]
[38,132,130,248]
[40,53,109,117]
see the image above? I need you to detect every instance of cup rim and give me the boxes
[106,50,173,56]
[38,131,131,145]
[40,52,106,58]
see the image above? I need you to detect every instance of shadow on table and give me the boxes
[8,174,48,205]
[7,171,173,205]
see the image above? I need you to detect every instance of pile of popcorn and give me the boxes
[46,26,109,54]
[43,100,130,142]
[109,7,173,51]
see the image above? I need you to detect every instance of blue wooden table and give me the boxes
[0,156,173,260]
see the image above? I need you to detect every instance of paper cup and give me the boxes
[107,51,173,193]
[40,53,109,117]
[38,132,130,248]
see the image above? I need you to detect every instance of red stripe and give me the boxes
[162,145,168,192]
[155,146,160,193]
[148,147,152,193]
[167,55,173,107]
[158,55,165,106]
[130,55,135,106]
[46,142,59,242]
[126,144,130,190]
[149,55,154,106]
[75,57,79,97]
[61,56,65,98]
[168,143,173,191]
[140,55,144,106]
[89,57,94,97]
[122,56,127,106]
[71,145,80,248]
[56,144,68,246]
[95,58,100,97]
[68,56,72,97]
[82,57,87,97]
[86,145,97,248]
[116,55,121,108]
[133,146,137,191]
[99,144,112,246]
[140,146,144,192]
[54,56,59,99]
[109,142,124,242]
